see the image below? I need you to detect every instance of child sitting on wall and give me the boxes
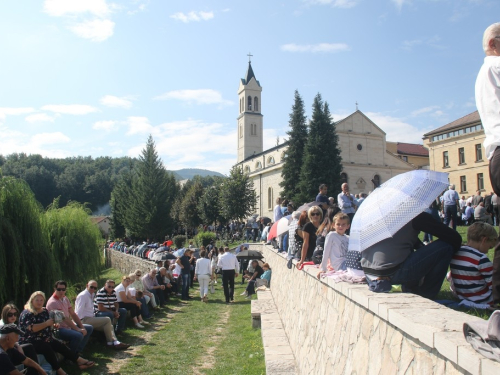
[448,222,496,309]
[317,213,350,279]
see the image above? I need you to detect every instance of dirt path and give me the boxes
[101,305,185,375]
[191,306,231,375]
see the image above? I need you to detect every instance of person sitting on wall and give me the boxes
[361,211,462,299]
[130,270,158,310]
[156,267,172,302]
[142,269,166,308]
[241,260,264,299]
[115,276,149,329]
[94,279,128,335]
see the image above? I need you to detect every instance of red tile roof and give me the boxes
[91,216,109,224]
[395,142,429,157]
[423,111,480,137]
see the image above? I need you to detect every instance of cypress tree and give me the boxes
[179,181,204,231]
[298,94,343,203]
[280,90,308,204]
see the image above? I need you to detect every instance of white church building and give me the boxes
[235,62,417,218]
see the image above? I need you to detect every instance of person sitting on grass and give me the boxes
[46,280,94,355]
[449,222,497,309]
[19,291,95,375]
[317,213,350,279]
[115,276,149,329]
[0,304,46,375]
[241,260,264,299]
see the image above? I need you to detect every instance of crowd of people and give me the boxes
[268,178,499,310]
[0,242,272,374]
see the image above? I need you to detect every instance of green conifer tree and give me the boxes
[220,165,257,221]
[280,90,308,204]
[298,94,342,203]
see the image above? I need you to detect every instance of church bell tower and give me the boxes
[237,56,263,163]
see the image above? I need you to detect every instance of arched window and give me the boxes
[267,156,275,165]
[373,174,381,188]
[281,151,286,162]
[248,96,252,111]
[254,97,259,112]
[256,161,262,170]
[340,173,348,184]
[239,125,243,138]
[244,165,250,174]
[268,187,273,209]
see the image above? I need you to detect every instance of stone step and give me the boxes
[252,289,299,375]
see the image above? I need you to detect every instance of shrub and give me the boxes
[195,231,216,247]
[173,235,188,248]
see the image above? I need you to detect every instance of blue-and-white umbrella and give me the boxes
[348,170,449,252]
[173,248,185,257]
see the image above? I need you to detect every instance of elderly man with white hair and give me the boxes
[442,184,459,230]
[476,22,500,305]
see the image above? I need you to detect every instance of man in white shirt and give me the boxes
[476,22,500,305]
[273,197,283,222]
[217,247,240,303]
[75,280,130,350]
[337,183,358,234]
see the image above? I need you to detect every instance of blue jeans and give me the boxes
[58,324,94,354]
[96,308,127,331]
[390,240,455,299]
[444,205,457,230]
[139,297,151,318]
[181,273,190,299]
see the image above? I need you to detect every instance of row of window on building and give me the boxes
[239,96,259,113]
[431,124,483,142]
[459,173,485,193]
[442,144,483,167]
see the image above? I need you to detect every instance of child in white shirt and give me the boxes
[317,213,350,279]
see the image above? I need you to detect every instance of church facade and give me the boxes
[235,62,419,218]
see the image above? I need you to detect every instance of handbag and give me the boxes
[255,279,269,288]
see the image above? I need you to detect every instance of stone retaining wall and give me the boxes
[105,248,158,276]
[251,244,500,375]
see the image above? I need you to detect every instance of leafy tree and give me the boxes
[126,135,177,240]
[280,90,308,204]
[298,94,342,203]
[179,181,204,230]
[198,177,225,225]
[220,165,257,221]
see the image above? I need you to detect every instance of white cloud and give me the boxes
[401,35,444,51]
[69,19,115,42]
[43,0,111,17]
[93,120,118,132]
[100,95,133,109]
[41,104,99,115]
[281,43,350,53]
[154,89,233,106]
[411,105,440,117]
[126,116,153,135]
[392,0,410,11]
[125,117,237,174]
[31,132,71,145]
[170,11,214,23]
[357,112,430,143]
[25,113,56,123]
[304,0,358,8]
[0,107,35,115]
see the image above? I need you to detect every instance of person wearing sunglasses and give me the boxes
[46,280,94,355]
[0,304,46,375]
[94,280,128,335]
[297,206,323,269]
[75,281,130,350]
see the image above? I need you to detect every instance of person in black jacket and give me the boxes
[361,212,462,299]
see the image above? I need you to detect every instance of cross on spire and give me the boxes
[355,101,359,111]
[247,52,253,63]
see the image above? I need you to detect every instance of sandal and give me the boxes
[78,361,95,370]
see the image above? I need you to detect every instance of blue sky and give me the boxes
[0,0,498,174]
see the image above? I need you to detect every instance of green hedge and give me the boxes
[195,231,216,247]
[173,235,188,248]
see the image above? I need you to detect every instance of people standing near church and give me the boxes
[273,197,283,222]
[337,183,358,235]
[316,184,330,212]
[194,250,213,303]
[217,247,239,304]
[475,22,500,304]
[442,184,459,231]
[473,190,484,208]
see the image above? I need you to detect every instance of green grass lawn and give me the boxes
[67,268,265,375]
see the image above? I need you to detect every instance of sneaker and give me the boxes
[135,323,144,329]
[140,320,150,325]
[245,295,252,299]
[240,291,248,296]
